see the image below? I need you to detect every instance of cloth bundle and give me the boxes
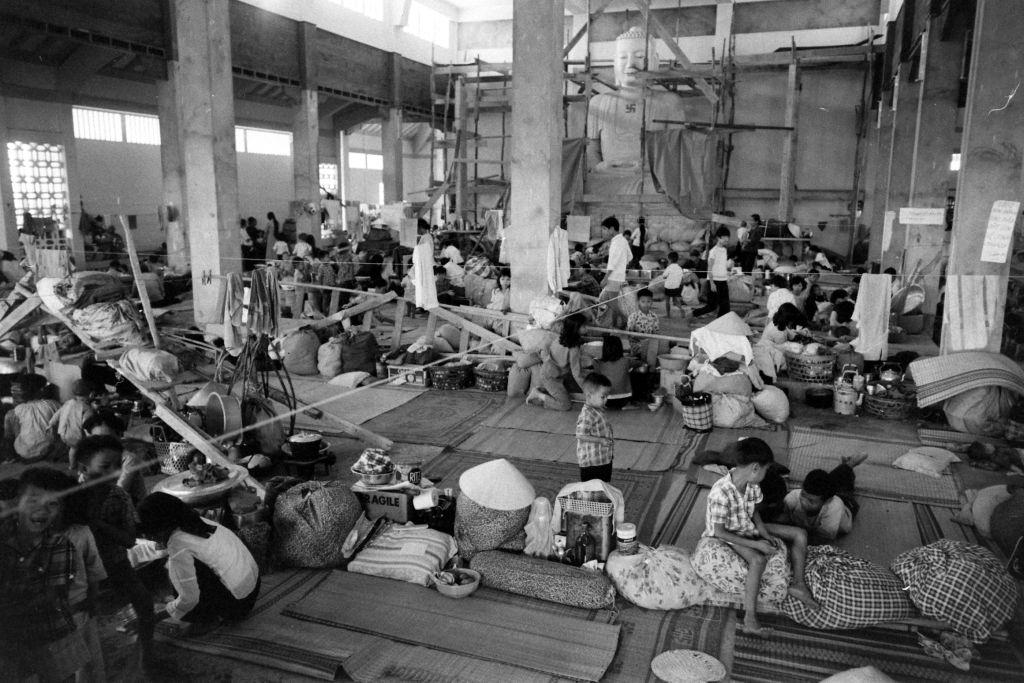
[272,480,362,568]
[353,448,393,475]
[605,545,708,610]
[71,300,146,347]
[691,535,791,608]
[348,522,458,586]
[118,348,180,383]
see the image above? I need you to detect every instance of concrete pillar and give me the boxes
[381,107,404,204]
[156,79,189,274]
[942,0,1024,353]
[56,106,86,266]
[167,0,240,324]
[777,63,800,222]
[905,20,963,331]
[881,64,919,271]
[0,97,17,252]
[509,0,564,313]
[292,89,320,237]
[866,101,896,264]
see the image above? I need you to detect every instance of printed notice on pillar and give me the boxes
[882,211,895,252]
[980,200,1022,263]
[566,215,591,243]
[898,207,946,225]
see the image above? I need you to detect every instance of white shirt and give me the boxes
[813,252,833,270]
[273,240,291,257]
[663,263,685,289]
[165,521,259,621]
[707,244,729,281]
[443,260,466,287]
[441,245,463,264]
[605,233,631,283]
[766,288,796,320]
[782,490,853,540]
[293,241,312,259]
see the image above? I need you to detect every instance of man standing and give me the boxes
[598,216,631,328]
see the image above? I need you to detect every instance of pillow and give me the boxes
[691,536,791,607]
[329,371,371,388]
[892,447,960,478]
[347,523,457,586]
[891,540,1018,643]
[471,550,616,609]
[952,486,1013,539]
[605,545,709,610]
[752,386,790,423]
[781,545,914,629]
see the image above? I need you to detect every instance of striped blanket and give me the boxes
[909,351,1024,407]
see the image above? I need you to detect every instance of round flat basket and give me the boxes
[650,649,726,683]
[474,364,509,392]
[784,351,837,385]
[428,363,475,391]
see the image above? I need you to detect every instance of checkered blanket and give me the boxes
[891,540,1018,643]
[782,545,915,630]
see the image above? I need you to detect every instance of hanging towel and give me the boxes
[546,228,570,294]
[943,275,1000,352]
[223,272,246,355]
[248,268,279,338]
[851,274,892,361]
[412,234,438,310]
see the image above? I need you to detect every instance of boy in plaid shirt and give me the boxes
[575,373,614,482]
[704,437,818,637]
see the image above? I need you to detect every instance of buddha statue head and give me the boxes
[613,26,659,91]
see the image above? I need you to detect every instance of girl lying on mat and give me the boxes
[137,493,261,633]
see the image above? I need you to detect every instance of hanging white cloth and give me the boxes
[851,274,892,361]
[411,234,438,310]
[546,228,570,293]
[944,275,1001,351]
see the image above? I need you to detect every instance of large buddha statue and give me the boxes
[586,27,682,196]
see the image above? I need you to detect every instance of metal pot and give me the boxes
[206,392,243,437]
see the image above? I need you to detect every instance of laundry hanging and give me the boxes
[411,234,439,310]
[222,272,246,355]
[546,228,570,294]
[851,274,892,361]
[943,275,1000,352]
[248,268,280,338]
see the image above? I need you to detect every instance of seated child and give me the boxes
[570,243,587,268]
[49,379,94,470]
[2,375,61,463]
[575,373,614,483]
[440,257,466,288]
[593,335,632,409]
[83,411,147,505]
[662,251,685,317]
[486,270,512,314]
[568,267,601,298]
[777,453,866,543]
[626,288,662,366]
[80,435,157,669]
[830,299,858,339]
[704,437,818,636]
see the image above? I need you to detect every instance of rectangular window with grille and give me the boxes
[6,141,70,237]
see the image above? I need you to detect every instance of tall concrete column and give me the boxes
[905,20,963,331]
[156,79,189,274]
[777,63,801,222]
[0,96,17,252]
[942,0,1024,353]
[167,0,240,324]
[292,89,320,237]
[866,101,896,264]
[292,22,320,239]
[57,106,86,266]
[381,107,404,204]
[509,0,564,313]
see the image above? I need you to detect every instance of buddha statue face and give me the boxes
[613,28,658,91]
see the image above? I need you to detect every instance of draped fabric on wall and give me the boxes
[645,128,717,219]
[561,138,587,214]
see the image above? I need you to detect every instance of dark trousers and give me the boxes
[693,280,730,318]
[106,561,155,644]
[828,463,860,517]
[580,463,612,483]
[180,560,261,624]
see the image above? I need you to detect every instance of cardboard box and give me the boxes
[387,364,431,387]
[354,489,413,523]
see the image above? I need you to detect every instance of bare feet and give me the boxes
[526,388,547,407]
[789,584,820,610]
[841,452,869,468]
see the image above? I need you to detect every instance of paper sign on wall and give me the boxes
[980,200,1021,263]
[882,210,895,252]
[898,207,945,225]
[399,218,419,248]
[565,215,591,243]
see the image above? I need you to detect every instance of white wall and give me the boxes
[237,153,295,226]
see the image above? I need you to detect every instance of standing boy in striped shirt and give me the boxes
[575,373,614,483]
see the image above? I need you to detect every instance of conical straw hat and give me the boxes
[459,458,536,511]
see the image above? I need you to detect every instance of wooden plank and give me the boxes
[636,0,718,103]
[0,295,41,339]
[430,306,521,354]
[563,0,617,57]
[391,297,407,351]
[118,214,160,349]
[328,290,341,316]
[307,291,397,330]
[458,327,471,354]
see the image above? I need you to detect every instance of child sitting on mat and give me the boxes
[575,373,614,483]
[775,453,867,544]
[704,437,819,637]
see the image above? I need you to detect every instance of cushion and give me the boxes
[605,545,709,610]
[347,523,458,586]
[891,447,960,478]
[272,481,362,568]
[890,540,1018,642]
[454,495,529,560]
[952,486,1013,539]
[471,550,616,609]
[781,545,914,629]
[752,386,790,423]
[691,536,791,607]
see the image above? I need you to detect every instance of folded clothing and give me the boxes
[471,550,616,609]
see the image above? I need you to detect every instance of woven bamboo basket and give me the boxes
[862,387,915,420]
[784,350,837,385]
[428,362,475,390]
[473,364,510,392]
